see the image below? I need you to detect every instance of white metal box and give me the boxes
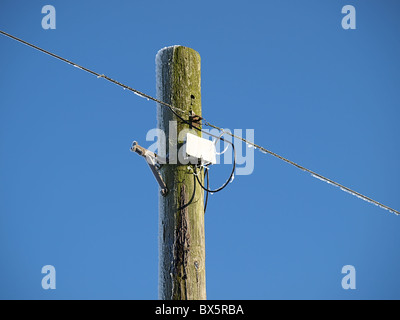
[185,133,217,165]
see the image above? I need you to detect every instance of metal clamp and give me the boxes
[131,141,168,197]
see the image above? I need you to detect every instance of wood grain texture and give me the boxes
[156,46,206,300]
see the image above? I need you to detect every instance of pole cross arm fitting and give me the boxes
[130,141,168,197]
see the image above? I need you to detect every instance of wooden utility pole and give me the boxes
[156,46,206,300]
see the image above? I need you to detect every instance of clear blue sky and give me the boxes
[0,0,399,300]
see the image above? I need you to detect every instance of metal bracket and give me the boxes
[131,141,168,197]
[189,110,203,129]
